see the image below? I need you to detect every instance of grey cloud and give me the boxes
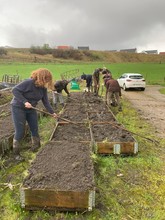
[0,0,165,51]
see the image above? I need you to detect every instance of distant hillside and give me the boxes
[1,48,165,63]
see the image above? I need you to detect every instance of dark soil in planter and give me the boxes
[0,89,13,105]
[87,103,108,112]
[23,141,95,191]
[52,123,91,142]
[92,124,135,142]
[0,114,14,139]
[0,102,14,140]
[88,111,116,122]
[64,103,86,111]
[61,109,87,122]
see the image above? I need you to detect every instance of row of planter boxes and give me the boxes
[20,92,138,211]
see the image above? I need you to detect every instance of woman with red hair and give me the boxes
[11,68,57,160]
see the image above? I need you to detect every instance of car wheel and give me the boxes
[141,88,145,91]
[123,84,127,91]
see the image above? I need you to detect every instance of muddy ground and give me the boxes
[122,85,165,138]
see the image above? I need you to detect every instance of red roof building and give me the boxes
[57,45,73,50]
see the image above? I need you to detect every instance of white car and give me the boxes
[117,73,146,91]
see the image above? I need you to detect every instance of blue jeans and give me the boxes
[11,105,39,141]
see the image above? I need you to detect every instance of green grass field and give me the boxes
[0,62,165,85]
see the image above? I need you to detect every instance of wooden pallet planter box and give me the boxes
[96,141,138,155]
[0,112,14,155]
[91,123,138,155]
[20,141,95,211]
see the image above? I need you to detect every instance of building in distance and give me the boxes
[78,46,89,50]
[120,48,137,53]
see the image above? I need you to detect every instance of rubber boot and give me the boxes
[13,139,24,161]
[31,136,41,152]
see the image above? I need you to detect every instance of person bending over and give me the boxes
[81,73,93,92]
[53,80,70,108]
[104,78,122,111]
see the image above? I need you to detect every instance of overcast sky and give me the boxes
[1,0,165,52]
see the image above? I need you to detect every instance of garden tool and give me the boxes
[31,106,78,125]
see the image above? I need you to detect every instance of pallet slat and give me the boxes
[96,142,138,154]
[20,188,95,211]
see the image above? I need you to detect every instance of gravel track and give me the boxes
[122,85,165,138]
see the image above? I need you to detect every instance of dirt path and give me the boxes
[122,85,165,138]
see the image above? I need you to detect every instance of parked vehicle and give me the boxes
[117,73,146,91]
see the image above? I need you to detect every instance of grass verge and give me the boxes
[159,87,165,94]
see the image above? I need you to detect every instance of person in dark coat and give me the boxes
[92,68,103,95]
[81,73,93,92]
[11,68,57,160]
[104,78,122,110]
[53,80,70,108]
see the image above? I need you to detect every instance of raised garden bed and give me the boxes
[0,103,14,155]
[51,122,91,142]
[87,111,116,122]
[20,141,95,211]
[20,92,138,211]
[61,104,87,122]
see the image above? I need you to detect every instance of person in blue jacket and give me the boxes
[11,68,57,160]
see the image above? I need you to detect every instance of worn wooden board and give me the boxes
[20,188,95,211]
[96,141,138,155]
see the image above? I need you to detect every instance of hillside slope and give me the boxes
[1,48,165,63]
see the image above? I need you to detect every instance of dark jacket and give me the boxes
[54,80,69,94]
[105,79,121,96]
[81,74,92,87]
[11,78,54,114]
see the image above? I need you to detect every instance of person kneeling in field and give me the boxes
[104,77,122,111]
